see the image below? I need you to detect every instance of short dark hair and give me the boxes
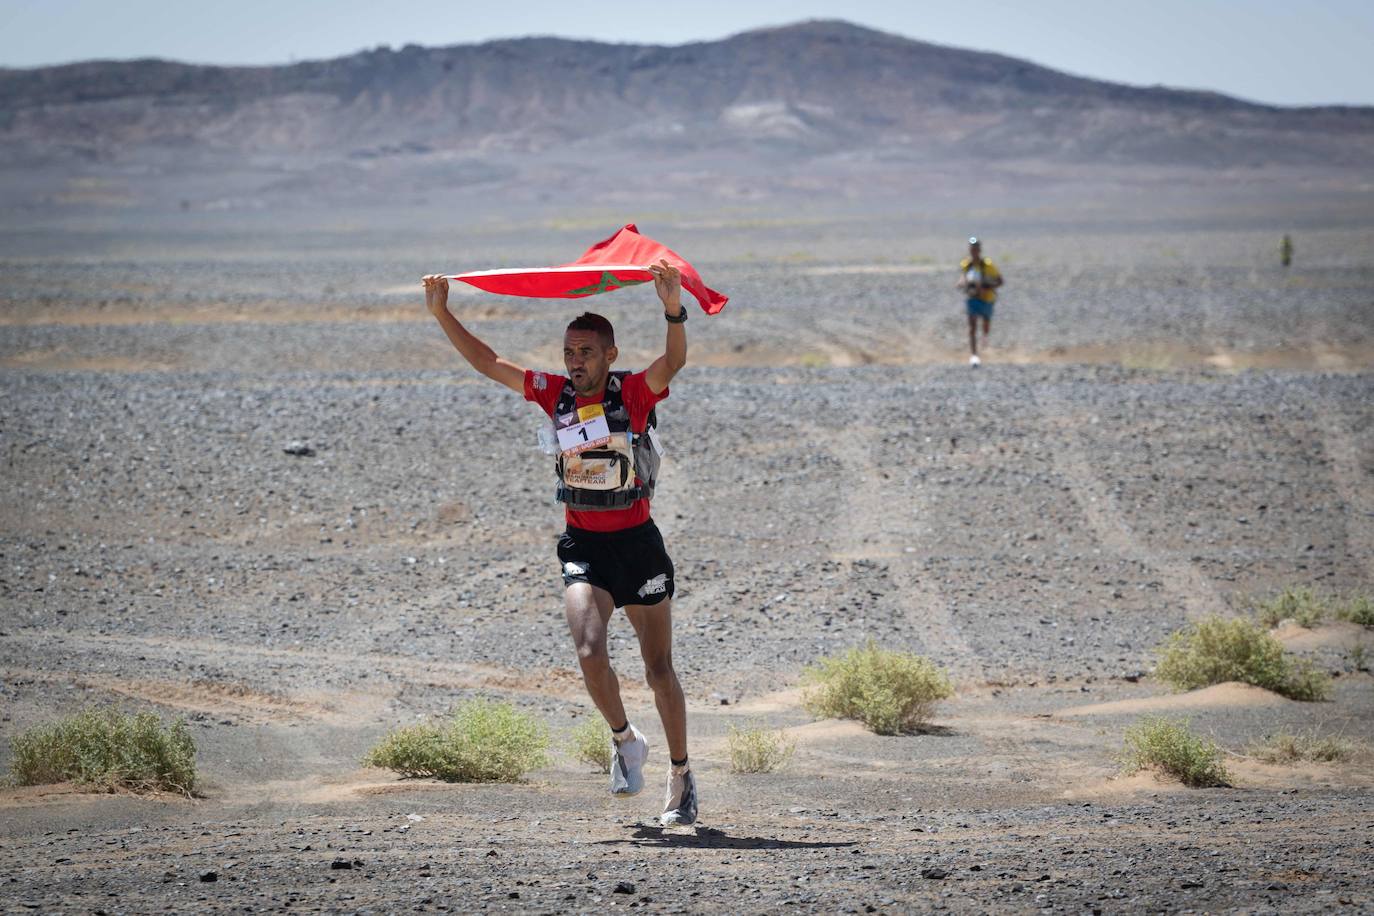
[566,312,615,349]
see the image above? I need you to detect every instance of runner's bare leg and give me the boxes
[625,600,687,762]
[565,583,630,729]
[967,314,978,356]
[982,316,991,349]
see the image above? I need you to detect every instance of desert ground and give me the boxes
[1,209,1372,913]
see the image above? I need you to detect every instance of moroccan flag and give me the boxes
[450,224,728,314]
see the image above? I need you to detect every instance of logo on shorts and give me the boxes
[563,561,588,577]
[637,573,668,597]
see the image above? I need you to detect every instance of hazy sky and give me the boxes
[2,0,1371,107]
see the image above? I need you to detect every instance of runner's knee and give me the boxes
[575,641,611,671]
[644,657,676,688]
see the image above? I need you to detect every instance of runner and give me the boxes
[957,236,1004,367]
[421,262,697,827]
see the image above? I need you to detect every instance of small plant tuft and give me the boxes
[726,720,795,774]
[9,708,197,795]
[566,717,611,774]
[363,699,549,783]
[1336,595,1374,628]
[1154,615,1331,701]
[1253,587,1329,628]
[1119,716,1229,788]
[1250,731,1355,765]
[802,640,954,735]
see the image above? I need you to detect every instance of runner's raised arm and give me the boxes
[423,274,526,394]
[644,259,687,396]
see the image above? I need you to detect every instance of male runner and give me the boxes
[957,236,1004,367]
[422,262,697,826]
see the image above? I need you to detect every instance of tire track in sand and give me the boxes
[1034,390,1225,621]
[823,423,979,673]
[1317,408,1374,580]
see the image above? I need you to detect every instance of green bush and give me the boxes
[1155,616,1331,701]
[567,717,611,774]
[801,640,954,735]
[726,720,795,774]
[1120,716,1229,788]
[1336,595,1374,628]
[1250,731,1355,765]
[363,699,550,782]
[1254,587,1329,628]
[9,708,196,795]
[1252,588,1373,629]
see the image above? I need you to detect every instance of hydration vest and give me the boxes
[552,371,661,511]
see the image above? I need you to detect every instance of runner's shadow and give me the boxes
[596,825,857,850]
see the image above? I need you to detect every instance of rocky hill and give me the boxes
[3,20,1371,212]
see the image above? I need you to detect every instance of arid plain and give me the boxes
[2,210,1372,913]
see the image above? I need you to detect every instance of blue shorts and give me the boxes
[966,298,994,320]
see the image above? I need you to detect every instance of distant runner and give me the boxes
[422,263,697,827]
[957,236,1003,367]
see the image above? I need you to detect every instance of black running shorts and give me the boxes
[557,520,675,608]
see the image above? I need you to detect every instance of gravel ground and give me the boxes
[1,220,1372,913]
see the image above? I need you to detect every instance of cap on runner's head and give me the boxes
[968,236,980,246]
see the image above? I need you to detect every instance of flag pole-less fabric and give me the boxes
[450,224,728,314]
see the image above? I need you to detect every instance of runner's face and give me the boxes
[969,243,981,260]
[563,330,616,394]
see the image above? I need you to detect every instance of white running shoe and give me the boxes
[659,765,698,827]
[969,354,981,368]
[609,725,648,797]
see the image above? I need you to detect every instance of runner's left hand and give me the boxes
[649,259,682,313]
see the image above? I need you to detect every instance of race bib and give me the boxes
[556,404,612,454]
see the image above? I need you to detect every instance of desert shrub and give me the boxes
[1154,616,1331,701]
[1250,731,1355,765]
[363,699,549,782]
[1336,595,1374,628]
[1253,587,1329,628]
[801,640,954,735]
[727,720,795,774]
[9,708,196,795]
[567,717,611,774]
[1119,716,1229,788]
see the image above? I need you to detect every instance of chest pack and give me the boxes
[552,371,661,511]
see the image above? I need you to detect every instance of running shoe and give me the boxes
[609,725,648,797]
[969,354,981,368]
[659,765,698,826]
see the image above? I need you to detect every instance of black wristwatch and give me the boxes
[665,308,688,324]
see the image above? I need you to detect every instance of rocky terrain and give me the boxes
[1,211,1372,912]
[4,20,1374,217]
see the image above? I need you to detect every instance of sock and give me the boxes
[611,721,631,744]
[671,756,689,773]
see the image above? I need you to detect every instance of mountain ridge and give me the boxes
[3,20,1371,213]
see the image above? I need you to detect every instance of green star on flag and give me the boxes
[566,271,649,296]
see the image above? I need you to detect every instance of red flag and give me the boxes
[451,224,728,314]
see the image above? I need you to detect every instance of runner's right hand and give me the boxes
[422,274,450,318]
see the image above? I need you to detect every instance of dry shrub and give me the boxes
[1154,616,1330,701]
[1120,716,1229,788]
[802,640,954,735]
[1253,587,1329,629]
[1337,595,1374,627]
[727,720,795,774]
[1252,587,1373,629]
[1250,731,1357,765]
[9,708,196,795]
[364,699,549,783]
[567,717,611,774]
